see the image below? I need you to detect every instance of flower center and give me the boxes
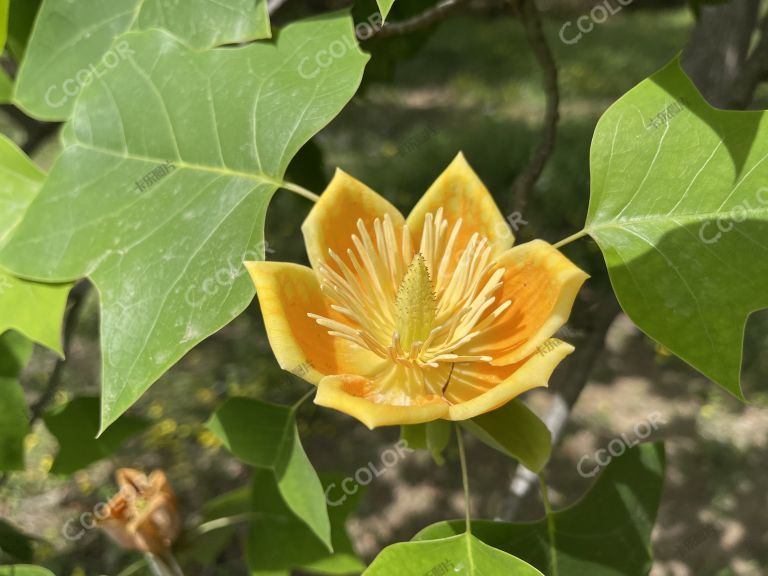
[395,253,436,351]
[309,209,511,373]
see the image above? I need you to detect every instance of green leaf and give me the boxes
[43,396,149,474]
[0,69,11,103]
[179,487,250,565]
[461,399,551,473]
[415,443,666,576]
[0,14,368,432]
[6,0,43,60]
[207,397,332,552]
[135,0,270,48]
[0,0,8,52]
[300,476,366,575]
[246,471,364,574]
[0,519,34,562]
[0,331,32,471]
[584,58,768,399]
[401,420,451,465]
[376,0,395,21]
[365,533,544,575]
[0,567,54,576]
[0,134,70,354]
[13,0,271,120]
[0,273,69,354]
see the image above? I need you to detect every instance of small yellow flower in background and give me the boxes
[39,455,53,474]
[24,433,39,450]
[98,468,181,557]
[148,402,164,419]
[156,419,178,437]
[194,387,216,405]
[246,154,588,429]
[75,471,93,495]
[196,429,221,450]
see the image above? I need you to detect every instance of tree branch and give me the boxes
[731,12,768,108]
[372,0,473,39]
[27,281,91,426]
[497,290,621,520]
[510,0,559,216]
[682,0,760,109]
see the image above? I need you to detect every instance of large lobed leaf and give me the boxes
[585,59,768,399]
[0,14,369,432]
[364,533,544,575]
[0,135,70,353]
[13,0,271,120]
[415,443,666,575]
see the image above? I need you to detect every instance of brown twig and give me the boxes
[27,281,91,425]
[497,290,621,520]
[510,0,559,216]
[372,0,473,39]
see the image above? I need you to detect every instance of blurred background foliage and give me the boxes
[1,0,768,575]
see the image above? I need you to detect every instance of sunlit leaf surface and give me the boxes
[0,15,368,431]
[0,135,69,353]
[416,443,666,575]
[14,0,271,119]
[586,59,768,399]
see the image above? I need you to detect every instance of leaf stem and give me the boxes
[538,473,559,576]
[115,558,147,576]
[455,424,472,536]
[552,229,588,249]
[291,387,316,412]
[145,552,185,576]
[281,181,321,203]
[191,512,255,537]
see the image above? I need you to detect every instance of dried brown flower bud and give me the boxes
[98,468,181,556]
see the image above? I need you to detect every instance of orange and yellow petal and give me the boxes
[447,339,574,421]
[246,261,342,384]
[302,169,405,272]
[458,240,588,366]
[315,373,450,429]
[406,153,514,257]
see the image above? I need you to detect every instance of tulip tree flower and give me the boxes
[98,468,181,560]
[247,154,588,429]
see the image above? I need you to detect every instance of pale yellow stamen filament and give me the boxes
[309,211,511,376]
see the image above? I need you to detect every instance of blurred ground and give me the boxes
[2,5,768,576]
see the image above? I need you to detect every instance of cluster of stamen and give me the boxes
[309,209,511,371]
